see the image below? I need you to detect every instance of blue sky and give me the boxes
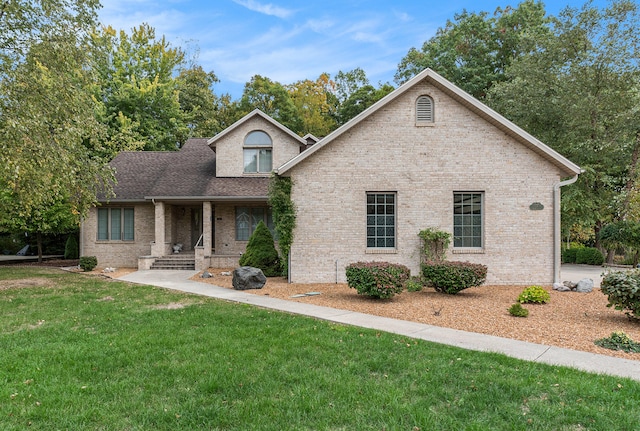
[97,0,609,99]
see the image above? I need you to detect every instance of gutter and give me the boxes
[553,174,580,284]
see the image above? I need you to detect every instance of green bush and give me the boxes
[64,235,79,259]
[594,331,640,353]
[239,221,281,277]
[561,247,580,263]
[345,262,410,299]
[405,276,423,292]
[421,261,487,294]
[601,270,640,320]
[575,247,604,265]
[508,303,529,317]
[79,256,97,272]
[517,285,550,304]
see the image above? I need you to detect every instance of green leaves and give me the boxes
[345,262,410,299]
[395,0,549,99]
[601,270,640,320]
[90,23,189,152]
[517,286,550,304]
[268,175,296,275]
[421,261,487,295]
[0,0,113,242]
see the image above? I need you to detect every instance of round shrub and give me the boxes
[79,256,97,272]
[239,221,281,277]
[517,285,550,304]
[601,270,640,320]
[345,262,410,299]
[508,303,529,317]
[421,261,487,294]
[575,247,604,265]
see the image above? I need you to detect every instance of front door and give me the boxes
[191,207,203,248]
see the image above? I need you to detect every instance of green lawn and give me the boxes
[1,267,639,430]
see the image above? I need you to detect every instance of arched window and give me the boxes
[243,130,272,173]
[416,95,434,124]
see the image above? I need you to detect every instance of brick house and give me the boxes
[80,109,308,270]
[81,68,581,284]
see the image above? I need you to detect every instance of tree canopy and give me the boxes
[0,0,112,258]
[91,24,189,152]
[487,0,640,249]
[395,0,550,99]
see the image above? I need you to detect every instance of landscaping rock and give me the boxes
[576,278,594,293]
[201,271,212,278]
[553,282,571,292]
[563,280,577,290]
[232,266,267,290]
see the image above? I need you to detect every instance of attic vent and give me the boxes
[416,95,434,124]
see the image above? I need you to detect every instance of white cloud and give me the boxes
[393,10,412,22]
[232,0,294,19]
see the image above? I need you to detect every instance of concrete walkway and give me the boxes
[118,268,640,382]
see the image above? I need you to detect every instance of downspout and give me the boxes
[553,174,580,284]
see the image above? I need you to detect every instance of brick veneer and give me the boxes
[286,80,565,285]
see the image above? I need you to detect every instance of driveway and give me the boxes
[560,264,630,288]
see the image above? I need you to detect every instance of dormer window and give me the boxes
[416,95,434,125]
[243,130,272,173]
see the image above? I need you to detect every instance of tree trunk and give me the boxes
[606,249,615,265]
[36,232,43,263]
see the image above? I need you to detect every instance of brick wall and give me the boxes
[215,116,302,177]
[81,203,155,268]
[287,80,565,285]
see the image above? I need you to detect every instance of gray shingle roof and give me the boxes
[103,138,269,202]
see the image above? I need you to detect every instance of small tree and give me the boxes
[239,221,281,277]
[64,234,79,259]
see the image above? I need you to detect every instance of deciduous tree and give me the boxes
[488,0,640,250]
[395,0,550,99]
[91,24,189,152]
[0,0,113,260]
[239,75,304,134]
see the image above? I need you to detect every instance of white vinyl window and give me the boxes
[453,193,483,248]
[97,208,134,241]
[416,95,434,124]
[243,130,273,173]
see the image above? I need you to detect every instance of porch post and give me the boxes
[194,201,212,271]
[151,200,166,257]
[202,201,212,254]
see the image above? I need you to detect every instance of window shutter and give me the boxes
[416,96,433,123]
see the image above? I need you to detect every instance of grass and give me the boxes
[1,267,639,430]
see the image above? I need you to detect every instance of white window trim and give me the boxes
[243,130,273,174]
[416,95,435,126]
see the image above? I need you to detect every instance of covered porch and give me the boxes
[138,199,270,271]
[138,199,242,271]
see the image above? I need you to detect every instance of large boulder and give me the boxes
[232,266,267,290]
[576,278,594,293]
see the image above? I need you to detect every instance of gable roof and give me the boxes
[207,109,308,149]
[276,68,582,177]
[104,138,269,202]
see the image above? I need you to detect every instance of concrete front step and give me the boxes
[151,254,195,270]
